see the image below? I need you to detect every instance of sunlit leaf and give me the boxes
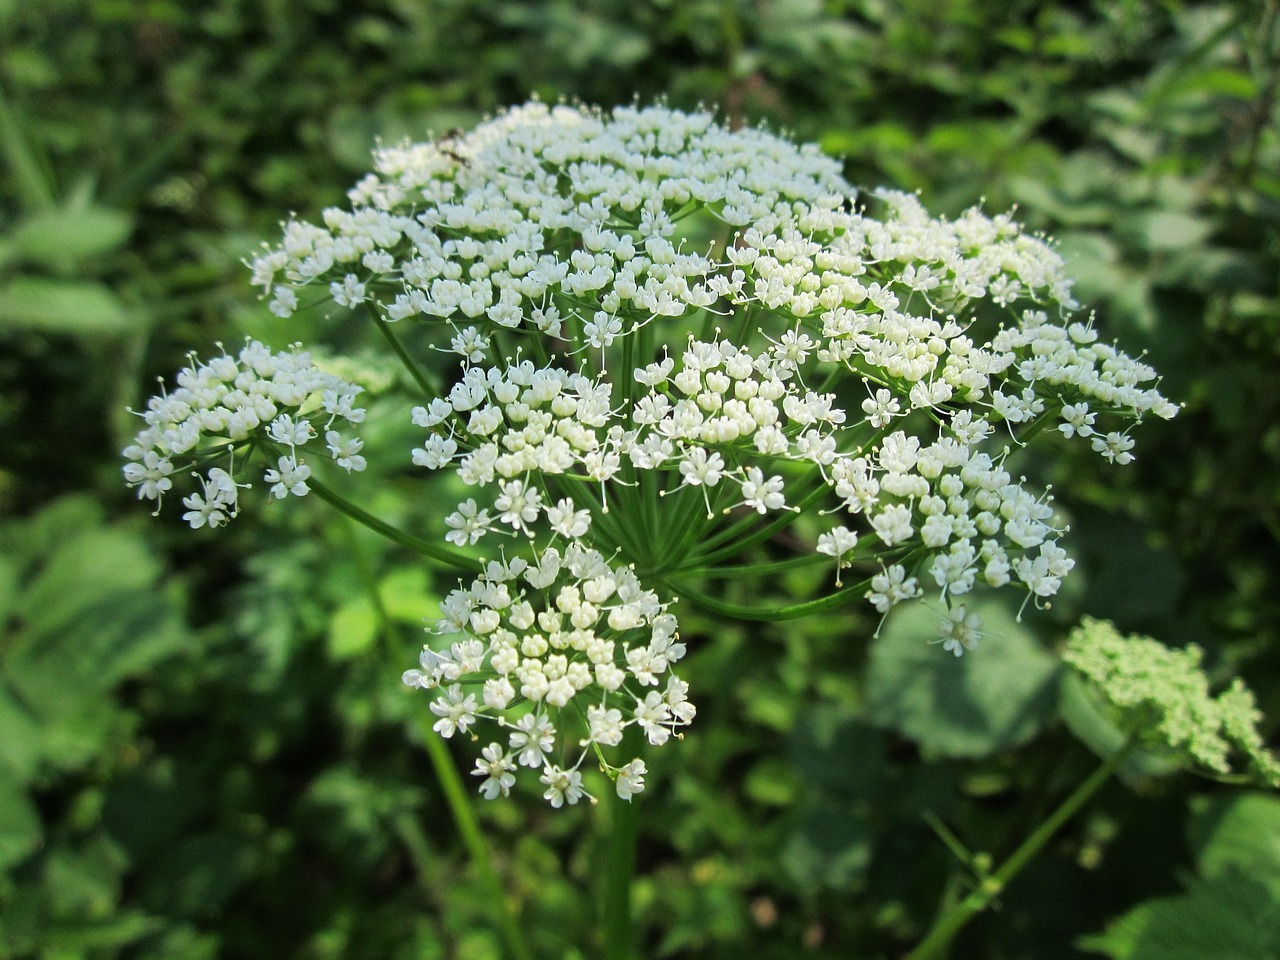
[0,276,135,335]
[9,206,132,265]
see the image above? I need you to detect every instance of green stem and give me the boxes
[905,740,1136,960]
[681,474,826,568]
[663,574,872,622]
[601,732,642,960]
[419,727,534,960]
[374,316,438,399]
[677,551,830,578]
[306,474,481,573]
[340,515,532,960]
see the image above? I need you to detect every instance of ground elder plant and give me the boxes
[125,101,1178,807]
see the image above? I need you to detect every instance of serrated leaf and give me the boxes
[1188,793,1280,899]
[0,776,42,869]
[0,276,135,335]
[1078,872,1280,959]
[865,599,1058,758]
[9,206,132,265]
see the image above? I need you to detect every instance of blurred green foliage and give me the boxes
[1,0,1277,957]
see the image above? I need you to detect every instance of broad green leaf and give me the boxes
[1158,67,1258,103]
[43,833,129,917]
[0,776,41,869]
[1078,873,1280,959]
[9,206,132,265]
[781,802,873,893]
[865,599,1058,758]
[15,527,159,640]
[0,684,41,783]
[1121,210,1213,254]
[1188,793,1280,899]
[328,596,378,659]
[789,707,887,796]
[36,913,164,953]
[0,276,135,336]
[378,566,439,624]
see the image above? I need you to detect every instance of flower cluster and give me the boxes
[403,542,691,805]
[124,340,367,527]
[130,101,1177,805]
[1064,618,1280,787]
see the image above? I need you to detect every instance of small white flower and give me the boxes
[430,684,478,738]
[264,455,311,499]
[472,743,516,799]
[615,759,647,800]
[540,764,586,808]
[932,606,983,657]
[326,430,366,472]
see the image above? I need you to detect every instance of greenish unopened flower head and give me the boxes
[1064,618,1280,788]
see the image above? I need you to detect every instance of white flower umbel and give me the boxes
[134,101,1177,807]
[404,541,692,802]
[124,340,366,526]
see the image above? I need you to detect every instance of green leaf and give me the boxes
[9,206,132,265]
[865,599,1059,758]
[0,776,42,869]
[0,554,18,628]
[0,684,41,783]
[1120,210,1213,254]
[327,596,378,659]
[1078,873,1280,959]
[15,527,160,641]
[378,566,439,624]
[0,276,136,336]
[1188,793,1280,899]
[138,832,261,918]
[781,802,874,893]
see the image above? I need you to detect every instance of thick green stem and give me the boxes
[905,740,1136,960]
[601,731,642,960]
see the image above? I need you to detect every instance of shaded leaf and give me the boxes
[0,776,41,869]
[1078,872,1280,959]
[781,802,873,893]
[1188,792,1280,899]
[865,599,1059,758]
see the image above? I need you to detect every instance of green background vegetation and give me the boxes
[1,0,1278,957]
